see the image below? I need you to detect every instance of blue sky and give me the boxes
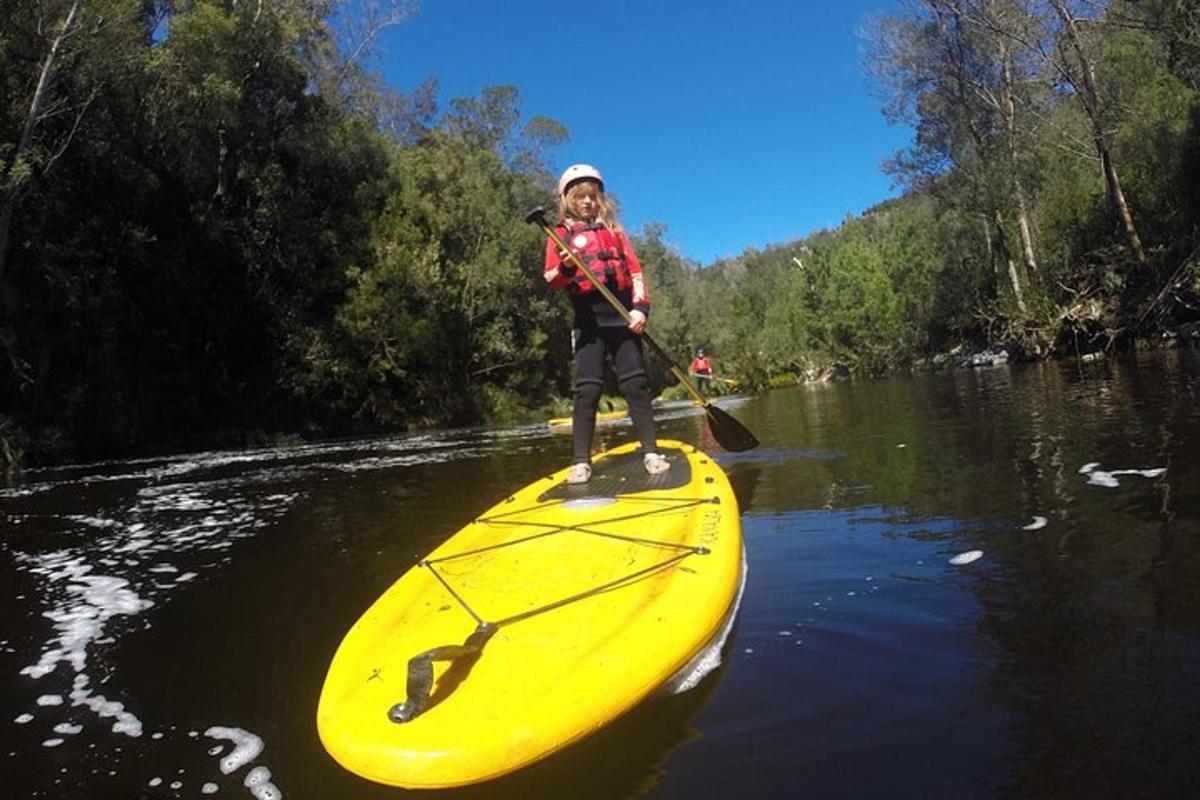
[376,0,913,265]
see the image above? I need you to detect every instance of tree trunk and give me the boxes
[1048,0,1148,267]
[936,1,1029,310]
[1000,38,1040,287]
[994,209,1028,312]
[1013,186,1039,286]
[983,215,1001,301]
[0,0,82,281]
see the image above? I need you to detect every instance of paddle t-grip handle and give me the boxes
[524,206,550,226]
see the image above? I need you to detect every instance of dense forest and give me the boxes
[2,0,1198,467]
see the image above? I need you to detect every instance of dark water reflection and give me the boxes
[3,350,1199,798]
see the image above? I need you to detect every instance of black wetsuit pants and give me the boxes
[572,327,657,464]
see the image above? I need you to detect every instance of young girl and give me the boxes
[543,163,669,484]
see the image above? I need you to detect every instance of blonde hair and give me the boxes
[558,179,620,230]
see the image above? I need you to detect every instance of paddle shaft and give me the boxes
[536,221,710,409]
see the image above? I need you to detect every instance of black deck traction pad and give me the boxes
[537,446,692,502]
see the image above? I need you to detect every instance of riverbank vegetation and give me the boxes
[2,1,1198,466]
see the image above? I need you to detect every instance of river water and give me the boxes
[2,349,1198,799]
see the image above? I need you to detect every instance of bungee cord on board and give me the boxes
[388,495,719,723]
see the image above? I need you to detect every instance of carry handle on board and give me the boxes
[388,623,497,723]
[524,207,759,453]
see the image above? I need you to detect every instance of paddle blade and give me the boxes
[703,403,759,452]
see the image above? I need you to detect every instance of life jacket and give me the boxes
[557,219,632,294]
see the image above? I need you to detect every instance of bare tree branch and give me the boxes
[0,0,83,281]
[42,86,100,176]
[333,0,418,86]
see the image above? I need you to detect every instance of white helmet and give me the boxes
[557,163,604,197]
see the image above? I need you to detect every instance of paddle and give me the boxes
[525,207,759,452]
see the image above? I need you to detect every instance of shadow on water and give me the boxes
[287,649,732,800]
[414,656,732,800]
[724,464,763,514]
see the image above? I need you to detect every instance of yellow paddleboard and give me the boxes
[546,408,629,433]
[316,439,743,789]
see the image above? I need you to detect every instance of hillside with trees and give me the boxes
[2,0,1197,467]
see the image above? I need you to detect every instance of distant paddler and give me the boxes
[689,349,713,395]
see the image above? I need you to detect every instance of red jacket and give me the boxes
[690,355,712,375]
[544,218,649,328]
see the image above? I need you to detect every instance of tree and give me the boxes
[440,84,569,180]
[1,0,85,281]
[327,126,566,425]
[1,0,398,459]
[1045,0,1148,267]
[866,1,1036,311]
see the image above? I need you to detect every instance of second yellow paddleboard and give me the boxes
[546,408,629,433]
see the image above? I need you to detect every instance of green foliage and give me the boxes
[0,415,24,469]
[3,0,1199,465]
[625,0,1199,389]
[0,0,570,461]
[321,131,566,425]
[849,0,1200,356]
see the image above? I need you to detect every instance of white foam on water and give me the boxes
[1079,463,1166,488]
[17,552,151,738]
[21,554,153,680]
[10,431,489,501]
[5,435,485,790]
[1109,468,1167,479]
[949,550,984,565]
[65,515,123,529]
[660,548,748,694]
[197,725,289,798]
[13,479,302,763]
[1022,516,1048,530]
[109,715,142,737]
[205,726,264,774]
[14,442,337,493]
[244,766,283,800]
[0,484,53,498]
[326,445,493,473]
